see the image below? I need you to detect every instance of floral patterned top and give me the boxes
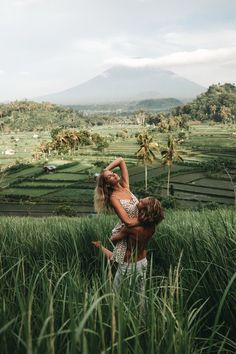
[111,192,139,264]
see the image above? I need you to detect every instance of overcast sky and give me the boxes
[0,0,235,102]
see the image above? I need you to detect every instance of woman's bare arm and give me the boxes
[104,157,129,189]
[110,196,140,227]
[110,226,128,241]
[111,225,147,242]
[91,241,113,259]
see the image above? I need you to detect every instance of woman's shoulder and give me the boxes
[110,187,130,198]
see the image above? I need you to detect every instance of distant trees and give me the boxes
[34,128,109,158]
[134,110,148,126]
[145,112,190,132]
[0,100,83,131]
[173,83,236,123]
[91,132,109,151]
[134,132,184,195]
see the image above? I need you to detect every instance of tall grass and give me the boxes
[0,209,235,353]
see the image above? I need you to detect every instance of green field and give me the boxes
[0,209,236,353]
[0,122,236,215]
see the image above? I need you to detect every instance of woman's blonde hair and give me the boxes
[138,197,164,225]
[94,171,114,213]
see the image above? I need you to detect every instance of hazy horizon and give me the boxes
[0,0,235,102]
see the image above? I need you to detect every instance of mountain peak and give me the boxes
[37,65,206,105]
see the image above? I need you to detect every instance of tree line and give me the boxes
[172,83,236,123]
[0,83,235,132]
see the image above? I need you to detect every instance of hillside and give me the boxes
[173,83,236,123]
[0,100,82,131]
[37,65,205,104]
[70,97,182,113]
[1,83,235,131]
[0,97,182,131]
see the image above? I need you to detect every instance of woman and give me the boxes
[94,157,139,264]
[92,197,164,293]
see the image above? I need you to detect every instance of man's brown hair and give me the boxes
[138,197,164,225]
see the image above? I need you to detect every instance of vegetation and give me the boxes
[0,101,131,131]
[33,129,109,158]
[0,98,183,133]
[0,83,236,352]
[0,100,84,131]
[55,204,78,216]
[0,209,236,353]
[70,97,182,113]
[161,136,184,196]
[173,83,236,123]
[0,121,236,215]
[0,83,236,213]
[135,132,160,190]
[0,84,235,134]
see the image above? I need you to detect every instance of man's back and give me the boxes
[124,224,155,262]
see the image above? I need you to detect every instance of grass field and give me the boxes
[0,209,236,353]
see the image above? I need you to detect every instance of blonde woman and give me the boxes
[94,157,139,264]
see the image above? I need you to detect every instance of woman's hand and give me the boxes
[104,157,124,171]
[91,241,101,248]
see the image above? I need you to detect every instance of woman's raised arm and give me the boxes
[104,157,129,189]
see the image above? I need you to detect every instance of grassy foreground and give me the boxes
[0,209,236,354]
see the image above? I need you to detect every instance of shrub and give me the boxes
[55,205,77,217]
[203,201,221,210]
[161,196,176,209]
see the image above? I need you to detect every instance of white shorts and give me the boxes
[113,257,148,293]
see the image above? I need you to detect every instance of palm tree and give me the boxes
[161,136,183,196]
[135,132,159,191]
[134,110,147,126]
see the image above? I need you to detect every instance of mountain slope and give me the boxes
[37,65,206,104]
[173,83,236,122]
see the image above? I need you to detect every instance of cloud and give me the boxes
[14,0,43,6]
[164,29,236,49]
[72,39,112,53]
[1,0,236,100]
[19,71,31,76]
[105,47,236,68]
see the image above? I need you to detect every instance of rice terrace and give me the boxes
[0,114,236,216]
[0,83,236,354]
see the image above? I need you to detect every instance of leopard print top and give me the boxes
[111,192,139,264]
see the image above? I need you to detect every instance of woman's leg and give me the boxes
[113,266,122,292]
[113,263,128,292]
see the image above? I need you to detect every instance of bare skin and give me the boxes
[103,158,139,227]
[91,241,113,259]
[112,223,155,262]
[92,222,155,262]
